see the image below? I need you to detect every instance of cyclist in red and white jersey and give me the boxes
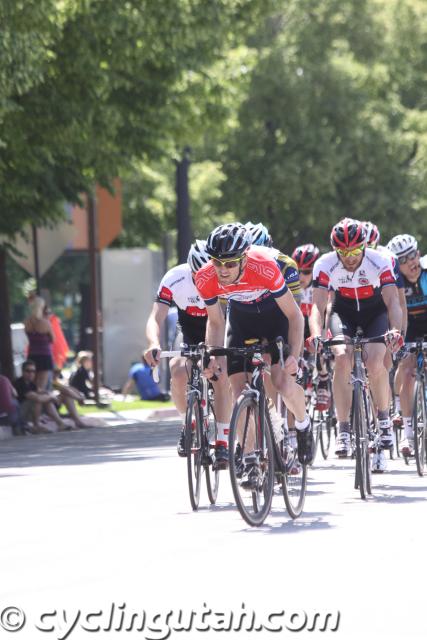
[195,223,313,468]
[308,218,403,467]
[144,240,231,466]
[292,243,332,412]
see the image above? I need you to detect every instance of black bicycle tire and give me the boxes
[228,392,274,527]
[280,441,308,519]
[205,398,219,504]
[186,391,203,510]
[413,379,426,477]
[352,385,370,499]
[319,381,334,459]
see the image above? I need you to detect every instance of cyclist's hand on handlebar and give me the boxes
[203,356,222,381]
[384,329,404,354]
[284,354,298,376]
[144,347,161,367]
[304,335,321,353]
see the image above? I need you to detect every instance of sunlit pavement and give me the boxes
[0,419,426,640]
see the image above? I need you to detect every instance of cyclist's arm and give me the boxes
[274,290,304,358]
[205,300,226,347]
[382,285,403,333]
[144,302,169,366]
[309,287,329,337]
[398,288,408,336]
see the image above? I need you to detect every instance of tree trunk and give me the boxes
[0,248,15,379]
[176,147,193,264]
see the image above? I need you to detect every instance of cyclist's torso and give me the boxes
[195,246,287,314]
[402,262,427,340]
[312,248,396,315]
[156,264,207,338]
[268,248,302,302]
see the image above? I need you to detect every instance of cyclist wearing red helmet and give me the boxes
[308,218,403,468]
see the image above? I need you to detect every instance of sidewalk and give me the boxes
[0,406,179,440]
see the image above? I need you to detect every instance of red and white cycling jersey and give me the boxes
[156,264,207,317]
[195,246,287,309]
[312,248,396,313]
[300,285,313,317]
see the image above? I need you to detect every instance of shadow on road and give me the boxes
[0,421,179,469]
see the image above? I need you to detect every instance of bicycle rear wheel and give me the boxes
[205,399,219,504]
[228,393,274,527]
[319,399,335,460]
[352,386,371,499]
[186,391,203,510]
[308,399,321,465]
[412,379,427,477]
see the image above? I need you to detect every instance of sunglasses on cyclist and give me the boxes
[398,249,418,265]
[24,368,36,373]
[299,269,313,276]
[211,256,244,269]
[336,246,364,258]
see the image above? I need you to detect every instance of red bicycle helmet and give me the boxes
[330,218,366,250]
[363,221,381,248]
[292,244,320,269]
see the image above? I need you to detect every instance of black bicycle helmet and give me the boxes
[206,223,250,259]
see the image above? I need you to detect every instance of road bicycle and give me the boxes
[210,338,308,526]
[157,344,219,510]
[403,338,427,476]
[304,348,336,461]
[320,330,385,499]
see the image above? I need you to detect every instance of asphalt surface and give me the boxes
[0,413,426,640]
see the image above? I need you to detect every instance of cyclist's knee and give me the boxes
[334,351,352,374]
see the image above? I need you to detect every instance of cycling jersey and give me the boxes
[401,262,427,341]
[377,245,404,288]
[156,263,207,344]
[312,248,396,314]
[300,285,313,318]
[195,245,288,313]
[269,249,302,302]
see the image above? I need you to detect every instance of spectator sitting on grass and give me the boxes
[0,370,25,436]
[13,360,68,434]
[69,351,95,401]
[52,368,87,429]
[122,358,170,402]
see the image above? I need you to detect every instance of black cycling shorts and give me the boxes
[329,310,388,339]
[226,303,289,376]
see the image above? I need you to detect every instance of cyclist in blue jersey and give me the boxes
[387,234,427,456]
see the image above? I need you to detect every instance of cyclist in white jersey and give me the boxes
[308,218,403,467]
[144,241,231,466]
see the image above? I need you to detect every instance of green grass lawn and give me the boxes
[73,399,174,415]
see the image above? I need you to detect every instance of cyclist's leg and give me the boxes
[397,352,416,454]
[362,312,391,450]
[329,313,354,455]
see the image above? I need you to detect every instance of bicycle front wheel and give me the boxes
[280,436,308,519]
[205,399,219,504]
[186,391,203,510]
[228,393,274,527]
[413,379,427,477]
[352,385,371,499]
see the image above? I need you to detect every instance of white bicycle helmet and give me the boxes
[386,234,418,258]
[245,221,272,247]
[187,239,210,273]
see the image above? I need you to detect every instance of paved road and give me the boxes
[0,417,426,640]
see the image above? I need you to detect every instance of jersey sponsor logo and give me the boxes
[158,286,173,302]
[169,276,185,287]
[247,260,278,281]
[338,285,375,299]
[359,277,369,285]
[185,306,208,317]
[318,271,330,287]
[380,269,395,285]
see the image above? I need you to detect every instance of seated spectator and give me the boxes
[52,369,87,429]
[13,360,68,434]
[122,358,170,402]
[0,371,25,436]
[69,351,95,400]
